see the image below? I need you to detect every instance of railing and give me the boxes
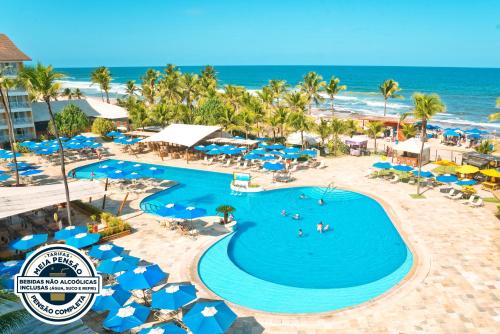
[0,118,33,126]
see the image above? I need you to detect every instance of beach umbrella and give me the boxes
[19,169,43,177]
[146,166,164,176]
[89,243,124,260]
[444,130,460,137]
[117,264,168,290]
[412,170,434,178]
[255,137,271,141]
[251,149,267,155]
[138,323,187,334]
[206,149,223,155]
[258,155,275,161]
[455,165,479,174]
[11,234,47,251]
[300,149,317,156]
[19,140,35,148]
[194,145,208,151]
[156,203,186,217]
[7,162,32,170]
[267,143,285,150]
[267,150,283,156]
[206,144,219,150]
[97,255,140,275]
[54,225,88,240]
[124,171,142,180]
[0,260,24,276]
[72,135,89,141]
[90,142,103,149]
[436,174,458,183]
[243,154,260,160]
[467,133,481,139]
[106,131,124,138]
[0,151,22,159]
[456,179,478,186]
[283,147,300,154]
[282,153,300,160]
[183,301,237,334]
[103,302,150,333]
[392,165,414,172]
[373,162,392,169]
[175,207,207,220]
[432,165,458,174]
[481,169,500,178]
[0,174,11,182]
[263,162,285,171]
[151,283,197,310]
[222,148,242,155]
[106,169,130,179]
[92,284,132,312]
[65,232,101,248]
[35,147,57,155]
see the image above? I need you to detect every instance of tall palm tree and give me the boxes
[300,72,325,114]
[20,63,73,224]
[125,80,138,96]
[74,88,84,99]
[268,79,287,107]
[200,65,217,95]
[324,76,346,116]
[180,73,200,110]
[218,107,240,135]
[222,85,244,113]
[275,106,290,138]
[284,91,308,113]
[61,87,74,99]
[330,118,346,155]
[365,121,385,154]
[257,86,274,119]
[141,69,160,105]
[401,123,417,139]
[379,79,402,116]
[90,66,111,103]
[315,118,331,149]
[412,93,445,195]
[0,67,20,185]
[344,119,358,137]
[288,110,314,148]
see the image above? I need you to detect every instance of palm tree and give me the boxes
[61,87,73,99]
[401,123,417,139]
[90,66,111,103]
[412,93,445,195]
[20,63,73,224]
[379,79,402,116]
[288,111,314,148]
[180,73,200,111]
[344,119,358,137]
[218,107,240,134]
[257,86,274,118]
[365,121,385,154]
[324,76,346,116]
[268,79,287,107]
[284,91,308,113]
[475,140,493,154]
[74,88,84,99]
[0,67,20,185]
[396,112,410,141]
[125,80,138,96]
[300,72,325,114]
[222,85,244,113]
[489,98,500,121]
[330,118,346,155]
[315,118,331,149]
[216,205,236,224]
[141,69,160,105]
[200,65,217,95]
[275,106,290,138]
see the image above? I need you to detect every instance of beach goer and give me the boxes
[317,221,324,233]
[318,198,324,205]
[281,209,287,216]
[293,213,300,220]
[298,229,303,237]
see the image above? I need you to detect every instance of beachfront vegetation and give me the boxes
[476,140,494,154]
[365,121,385,153]
[324,76,347,116]
[91,66,112,103]
[0,66,21,185]
[216,205,236,224]
[91,117,116,137]
[19,63,73,225]
[401,123,417,139]
[48,103,90,137]
[60,87,84,100]
[489,98,500,121]
[379,79,402,116]
[411,93,446,195]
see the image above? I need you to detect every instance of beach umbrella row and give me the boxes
[155,203,207,220]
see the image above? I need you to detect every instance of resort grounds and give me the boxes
[9,138,498,334]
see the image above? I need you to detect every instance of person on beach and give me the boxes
[298,229,303,237]
[317,221,324,233]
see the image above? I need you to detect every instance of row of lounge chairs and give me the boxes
[444,189,484,207]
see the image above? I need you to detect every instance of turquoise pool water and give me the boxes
[73,159,413,313]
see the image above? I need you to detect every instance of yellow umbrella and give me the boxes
[456,165,479,174]
[481,169,500,178]
[435,160,457,166]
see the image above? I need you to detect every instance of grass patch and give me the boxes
[483,197,500,203]
[410,194,426,199]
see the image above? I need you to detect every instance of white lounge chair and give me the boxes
[445,189,458,198]
[223,159,231,167]
[390,175,400,183]
[469,198,483,207]
[461,195,477,205]
[449,192,463,200]
[316,161,326,169]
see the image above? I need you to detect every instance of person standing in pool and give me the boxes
[298,229,303,237]
[299,193,306,199]
[317,221,324,233]
[318,198,324,205]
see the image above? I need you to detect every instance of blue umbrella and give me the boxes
[257,155,275,161]
[0,151,22,159]
[11,234,48,251]
[155,203,186,217]
[103,302,150,333]
[300,149,317,156]
[206,144,219,150]
[35,148,57,155]
[106,131,124,138]
[106,169,131,179]
[7,162,32,170]
[145,166,164,176]
[65,232,101,248]
[117,264,168,290]
[72,135,89,141]
[456,179,478,186]
[183,301,237,334]
[263,162,285,171]
[175,207,207,220]
[0,174,11,182]
[90,142,103,149]
[467,133,481,139]
[412,170,434,178]
[0,260,24,276]
[19,140,35,148]
[151,283,197,310]
[1,277,14,290]
[255,137,271,141]
[243,154,260,160]
[392,165,414,172]
[444,130,460,137]
[373,162,392,169]
[251,149,267,155]
[282,153,300,159]
[194,145,209,151]
[124,171,143,180]
[54,225,88,240]
[97,255,141,275]
[267,150,283,156]
[283,147,300,153]
[436,174,458,183]
[139,323,187,334]
[92,284,132,312]
[267,143,285,150]
[19,169,43,177]
[89,243,124,260]
[222,148,242,155]
[206,149,223,155]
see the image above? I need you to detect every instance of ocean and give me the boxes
[55,65,500,131]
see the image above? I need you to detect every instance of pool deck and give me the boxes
[18,141,499,333]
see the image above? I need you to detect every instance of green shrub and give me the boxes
[91,117,116,137]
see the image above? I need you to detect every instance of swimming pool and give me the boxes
[73,159,413,313]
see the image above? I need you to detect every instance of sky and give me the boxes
[2,0,500,68]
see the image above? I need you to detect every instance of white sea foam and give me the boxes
[57,80,128,96]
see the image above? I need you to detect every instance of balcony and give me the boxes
[0,118,33,128]
[0,102,31,112]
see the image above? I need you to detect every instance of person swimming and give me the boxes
[293,213,300,220]
[281,209,287,216]
[318,198,324,205]
[299,193,306,199]
[317,221,324,233]
[298,229,303,237]
[324,224,330,232]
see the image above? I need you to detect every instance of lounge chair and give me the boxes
[449,192,463,200]
[469,198,483,207]
[445,189,459,198]
[222,159,231,167]
[389,175,400,183]
[316,161,326,169]
[461,195,477,205]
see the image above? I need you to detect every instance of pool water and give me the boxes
[73,159,413,313]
